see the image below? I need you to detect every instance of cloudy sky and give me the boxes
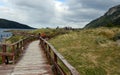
[0,0,120,28]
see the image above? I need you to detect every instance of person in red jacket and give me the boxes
[41,33,46,39]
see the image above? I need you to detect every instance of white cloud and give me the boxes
[0,0,120,28]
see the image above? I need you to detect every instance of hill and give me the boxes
[85,5,120,28]
[49,27,120,75]
[0,18,34,29]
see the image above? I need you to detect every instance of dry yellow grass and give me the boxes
[49,27,120,75]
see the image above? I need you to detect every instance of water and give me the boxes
[0,28,34,31]
[0,28,35,43]
[0,29,13,43]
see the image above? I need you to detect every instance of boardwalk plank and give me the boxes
[11,40,53,75]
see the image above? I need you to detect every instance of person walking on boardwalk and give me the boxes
[38,33,41,39]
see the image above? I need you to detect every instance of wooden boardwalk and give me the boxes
[0,38,80,75]
[10,40,53,75]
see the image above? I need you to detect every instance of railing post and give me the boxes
[2,44,8,64]
[53,53,58,75]
[48,46,51,53]
[19,41,22,54]
[12,45,15,64]
[45,43,48,57]
[23,39,26,49]
[48,46,51,64]
[43,42,45,51]
[16,43,19,56]
[20,41,23,53]
[54,53,57,63]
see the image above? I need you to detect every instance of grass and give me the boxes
[30,28,71,38]
[6,35,24,44]
[49,27,120,75]
[6,30,32,44]
[0,30,29,63]
[0,27,119,75]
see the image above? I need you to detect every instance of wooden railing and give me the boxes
[40,37,80,75]
[0,36,37,64]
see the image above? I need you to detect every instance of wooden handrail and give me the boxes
[39,37,80,75]
[0,36,37,64]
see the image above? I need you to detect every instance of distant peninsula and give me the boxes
[0,18,35,29]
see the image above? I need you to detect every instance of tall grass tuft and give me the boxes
[49,27,120,75]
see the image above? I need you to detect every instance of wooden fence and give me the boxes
[0,36,37,64]
[40,37,80,75]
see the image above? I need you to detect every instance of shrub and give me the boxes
[98,29,115,38]
[113,33,120,41]
[95,37,108,44]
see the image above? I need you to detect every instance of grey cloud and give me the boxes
[67,0,120,10]
[80,0,120,10]
[63,0,120,27]
[5,0,56,27]
[0,0,120,28]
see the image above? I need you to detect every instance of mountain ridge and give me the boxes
[0,18,35,29]
[85,5,120,28]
